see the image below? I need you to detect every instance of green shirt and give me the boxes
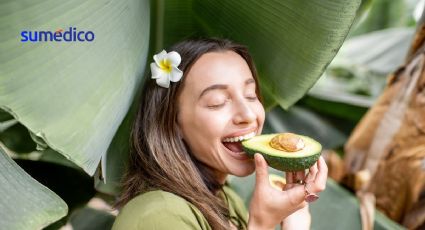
[112,185,248,230]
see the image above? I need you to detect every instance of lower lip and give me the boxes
[221,143,250,161]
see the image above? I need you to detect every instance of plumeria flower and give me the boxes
[150,50,183,88]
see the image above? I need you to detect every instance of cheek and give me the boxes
[193,110,230,143]
[180,109,230,150]
[181,112,227,164]
[254,102,266,127]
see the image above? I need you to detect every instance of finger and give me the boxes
[285,172,295,184]
[313,156,328,192]
[254,153,270,188]
[294,171,306,184]
[284,172,295,191]
[306,162,318,183]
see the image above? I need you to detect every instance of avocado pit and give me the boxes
[269,133,305,152]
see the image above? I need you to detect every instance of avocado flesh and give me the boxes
[242,134,322,172]
[269,174,286,190]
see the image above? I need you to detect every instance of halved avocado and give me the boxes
[242,133,322,172]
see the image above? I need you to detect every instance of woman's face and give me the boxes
[177,51,265,183]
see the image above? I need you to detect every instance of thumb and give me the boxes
[254,153,270,188]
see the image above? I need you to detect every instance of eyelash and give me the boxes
[246,95,258,101]
[207,96,257,109]
[207,104,225,109]
[207,99,229,109]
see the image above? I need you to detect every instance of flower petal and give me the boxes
[153,50,167,66]
[166,51,181,66]
[156,74,170,88]
[170,66,183,82]
[150,63,166,79]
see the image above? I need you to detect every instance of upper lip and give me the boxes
[222,127,257,140]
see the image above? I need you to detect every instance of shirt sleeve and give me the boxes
[222,185,249,229]
[136,206,203,230]
[112,190,210,230]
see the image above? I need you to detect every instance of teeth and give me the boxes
[223,131,256,143]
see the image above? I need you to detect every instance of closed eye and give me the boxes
[207,103,225,109]
[246,95,258,101]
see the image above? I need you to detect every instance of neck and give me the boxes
[193,158,225,193]
[214,171,228,185]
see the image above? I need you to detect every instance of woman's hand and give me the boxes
[247,154,328,230]
[279,171,313,230]
[280,203,310,230]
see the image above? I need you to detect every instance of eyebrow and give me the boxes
[198,78,255,99]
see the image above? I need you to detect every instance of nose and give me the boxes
[233,99,256,125]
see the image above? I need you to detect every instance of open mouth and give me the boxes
[222,142,244,153]
[222,131,256,153]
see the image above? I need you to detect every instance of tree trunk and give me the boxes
[343,10,425,230]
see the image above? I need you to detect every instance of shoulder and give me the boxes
[222,185,249,226]
[112,190,210,230]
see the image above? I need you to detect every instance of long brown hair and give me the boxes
[115,38,261,229]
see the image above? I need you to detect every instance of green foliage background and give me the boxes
[1,0,417,229]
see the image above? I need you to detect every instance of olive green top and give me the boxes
[112,185,248,230]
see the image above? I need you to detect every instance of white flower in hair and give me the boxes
[150,50,183,88]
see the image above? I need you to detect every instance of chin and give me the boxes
[228,162,255,177]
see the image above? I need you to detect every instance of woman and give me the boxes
[112,38,327,230]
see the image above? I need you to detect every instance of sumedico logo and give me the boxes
[21,27,95,42]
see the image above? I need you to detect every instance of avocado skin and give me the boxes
[243,147,321,172]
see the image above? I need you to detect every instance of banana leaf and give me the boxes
[0,0,361,226]
[0,0,150,176]
[158,0,361,109]
[332,27,414,75]
[97,0,361,194]
[349,0,417,37]
[0,144,67,230]
[263,106,346,149]
[228,177,405,230]
[69,207,116,230]
[305,27,415,121]
[0,108,13,122]
[0,122,36,153]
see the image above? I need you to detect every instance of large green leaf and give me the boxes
[0,108,13,122]
[69,207,115,230]
[228,177,405,230]
[349,0,417,37]
[157,0,361,109]
[303,27,414,121]
[332,28,414,75]
[0,0,150,175]
[0,122,36,153]
[309,179,405,230]
[263,106,347,149]
[94,103,135,195]
[0,144,67,229]
[96,0,362,194]
[300,95,369,123]
[1,0,361,213]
